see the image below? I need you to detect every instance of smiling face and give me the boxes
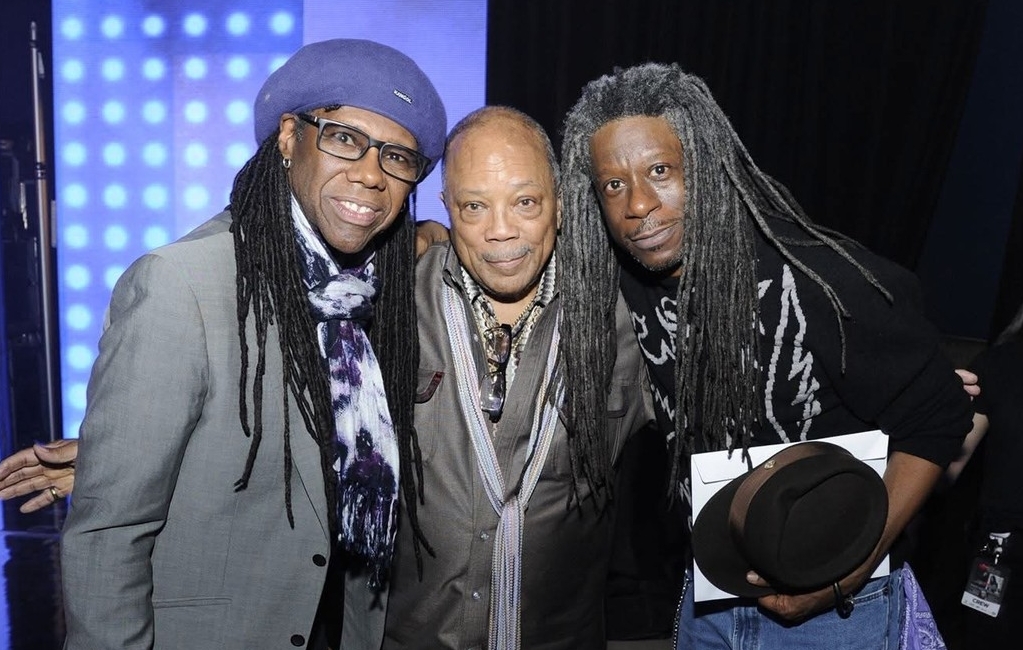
[589,115,687,276]
[278,105,418,260]
[442,116,560,323]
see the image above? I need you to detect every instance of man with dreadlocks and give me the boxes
[59,39,445,649]
[558,63,973,649]
[381,105,652,650]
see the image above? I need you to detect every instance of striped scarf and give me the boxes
[442,281,564,650]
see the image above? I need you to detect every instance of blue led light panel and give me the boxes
[52,0,486,438]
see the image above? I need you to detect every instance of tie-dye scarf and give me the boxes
[292,199,399,587]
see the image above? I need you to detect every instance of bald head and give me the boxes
[442,106,559,196]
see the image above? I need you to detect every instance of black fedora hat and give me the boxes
[691,441,888,598]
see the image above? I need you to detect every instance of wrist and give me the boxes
[832,581,854,617]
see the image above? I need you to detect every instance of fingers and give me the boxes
[747,571,823,621]
[33,439,79,466]
[0,464,47,497]
[20,491,58,514]
[0,442,78,512]
[413,219,451,259]
[1,467,74,502]
[955,369,977,383]
[0,439,76,487]
[17,474,74,514]
[757,584,836,621]
[757,593,818,621]
[3,470,66,497]
[0,441,78,513]
[0,447,44,481]
[955,369,981,398]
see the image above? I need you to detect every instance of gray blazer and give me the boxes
[61,212,384,649]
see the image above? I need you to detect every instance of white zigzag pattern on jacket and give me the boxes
[762,264,822,443]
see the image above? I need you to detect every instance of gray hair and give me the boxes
[558,63,889,487]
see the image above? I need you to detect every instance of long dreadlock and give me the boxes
[228,126,430,570]
[559,63,892,493]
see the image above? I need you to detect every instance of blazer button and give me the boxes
[313,554,327,566]
[290,634,305,646]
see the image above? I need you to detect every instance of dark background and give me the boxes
[0,1,1019,648]
[485,0,1022,344]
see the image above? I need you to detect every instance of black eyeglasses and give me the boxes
[479,324,512,420]
[295,112,429,183]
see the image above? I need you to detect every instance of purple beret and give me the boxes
[254,39,447,178]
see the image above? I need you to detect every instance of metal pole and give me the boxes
[29,21,61,441]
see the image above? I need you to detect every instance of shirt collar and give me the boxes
[446,248,558,390]
[459,250,557,334]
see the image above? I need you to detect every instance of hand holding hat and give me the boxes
[692,440,889,610]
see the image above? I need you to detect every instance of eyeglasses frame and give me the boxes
[294,112,429,183]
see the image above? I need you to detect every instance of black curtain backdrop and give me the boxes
[989,160,1023,340]
[486,0,989,270]
[486,2,995,642]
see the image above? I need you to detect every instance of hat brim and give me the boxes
[692,464,774,598]
[692,442,888,599]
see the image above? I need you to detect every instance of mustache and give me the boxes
[628,219,671,240]
[481,245,531,263]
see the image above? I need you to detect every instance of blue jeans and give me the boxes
[676,568,904,650]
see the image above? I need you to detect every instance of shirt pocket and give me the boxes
[414,368,445,463]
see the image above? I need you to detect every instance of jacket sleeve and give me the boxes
[61,253,209,649]
[813,249,973,468]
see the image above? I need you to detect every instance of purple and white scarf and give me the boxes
[292,199,400,586]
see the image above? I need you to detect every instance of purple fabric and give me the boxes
[253,38,447,175]
[900,563,947,650]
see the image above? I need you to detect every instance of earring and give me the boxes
[282,158,292,169]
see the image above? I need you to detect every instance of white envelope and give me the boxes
[690,429,891,602]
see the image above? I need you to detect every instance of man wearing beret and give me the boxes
[59,39,446,649]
